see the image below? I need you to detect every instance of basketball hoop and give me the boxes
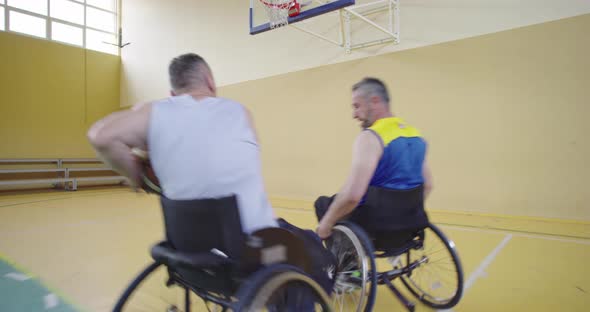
[259,0,297,29]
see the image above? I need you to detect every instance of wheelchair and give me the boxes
[113,195,334,312]
[323,186,464,312]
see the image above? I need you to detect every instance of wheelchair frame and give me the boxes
[113,254,334,312]
[329,221,464,312]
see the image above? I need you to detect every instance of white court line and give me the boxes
[438,234,512,312]
[44,293,59,309]
[4,272,31,281]
[440,224,590,246]
[464,234,512,291]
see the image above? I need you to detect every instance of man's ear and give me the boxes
[206,73,216,94]
[370,95,381,106]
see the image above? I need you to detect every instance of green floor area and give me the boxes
[0,259,78,312]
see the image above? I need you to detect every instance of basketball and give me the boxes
[131,148,162,194]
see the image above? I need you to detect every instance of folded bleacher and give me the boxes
[0,158,128,191]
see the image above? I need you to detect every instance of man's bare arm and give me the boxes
[317,130,382,238]
[87,104,152,187]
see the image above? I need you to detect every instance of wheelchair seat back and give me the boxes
[372,228,425,257]
[159,195,245,293]
[362,185,429,255]
[161,195,244,257]
[156,195,324,295]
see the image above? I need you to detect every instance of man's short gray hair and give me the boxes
[352,77,390,106]
[168,53,210,92]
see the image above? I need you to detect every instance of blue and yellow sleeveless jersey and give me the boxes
[367,117,426,190]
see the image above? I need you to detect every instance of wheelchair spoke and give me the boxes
[407,256,458,301]
[424,247,447,255]
[427,263,459,272]
[327,224,376,312]
[397,224,464,309]
[428,260,460,272]
[335,291,345,312]
[351,290,361,307]
[428,258,456,266]
[422,260,458,277]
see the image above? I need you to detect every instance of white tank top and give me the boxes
[148,95,277,233]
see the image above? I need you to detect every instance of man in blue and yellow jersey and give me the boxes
[316,77,433,240]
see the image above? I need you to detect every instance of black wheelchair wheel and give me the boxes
[399,223,464,309]
[236,264,332,311]
[114,262,229,312]
[326,222,377,312]
[114,262,163,312]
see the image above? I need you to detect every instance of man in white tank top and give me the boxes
[87,53,277,233]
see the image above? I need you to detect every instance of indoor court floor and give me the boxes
[0,188,589,311]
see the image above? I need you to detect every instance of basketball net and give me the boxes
[259,0,300,29]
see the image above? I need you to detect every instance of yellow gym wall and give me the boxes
[220,14,590,221]
[0,31,120,158]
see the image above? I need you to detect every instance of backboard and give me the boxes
[250,0,355,35]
